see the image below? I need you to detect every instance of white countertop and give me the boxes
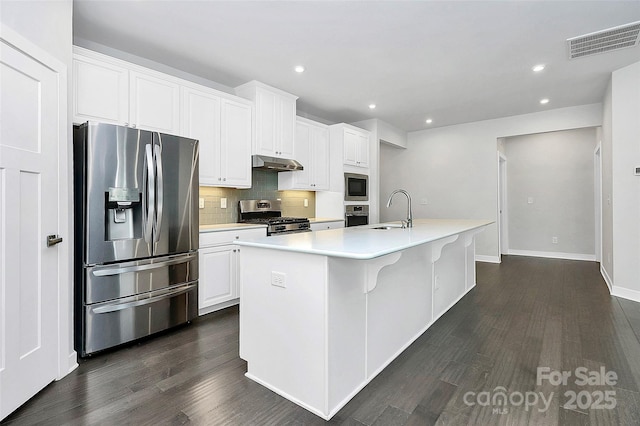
[200,223,267,233]
[308,217,344,224]
[234,219,492,259]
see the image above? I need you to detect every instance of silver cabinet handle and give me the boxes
[47,234,63,247]
[91,283,196,314]
[92,253,197,276]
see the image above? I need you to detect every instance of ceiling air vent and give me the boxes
[567,21,640,59]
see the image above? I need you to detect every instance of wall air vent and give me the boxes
[567,21,640,59]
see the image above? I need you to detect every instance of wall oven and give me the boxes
[345,205,369,227]
[344,173,368,201]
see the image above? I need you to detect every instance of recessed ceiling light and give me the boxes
[294,65,305,73]
[532,64,546,72]
[426,119,433,124]
[540,98,550,104]
[369,104,376,109]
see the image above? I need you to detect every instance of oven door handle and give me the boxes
[91,283,197,314]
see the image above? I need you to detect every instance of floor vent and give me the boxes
[567,21,640,59]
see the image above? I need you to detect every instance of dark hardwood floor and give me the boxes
[4,256,640,425]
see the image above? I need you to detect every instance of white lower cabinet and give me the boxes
[198,227,266,315]
[199,245,238,312]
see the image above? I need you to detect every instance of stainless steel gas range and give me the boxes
[239,200,310,235]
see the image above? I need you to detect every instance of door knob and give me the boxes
[47,234,63,247]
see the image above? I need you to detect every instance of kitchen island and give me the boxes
[235,219,491,420]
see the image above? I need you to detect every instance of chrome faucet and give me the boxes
[386,189,413,228]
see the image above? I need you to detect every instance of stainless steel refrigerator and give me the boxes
[74,122,199,356]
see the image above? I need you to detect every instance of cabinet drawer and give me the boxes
[200,227,266,247]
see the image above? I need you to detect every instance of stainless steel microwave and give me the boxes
[344,173,368,201]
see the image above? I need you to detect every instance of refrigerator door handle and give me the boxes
[91,252,197,277]
[153,143,164,242]
[91,283,197,314]
[144,143,155,244]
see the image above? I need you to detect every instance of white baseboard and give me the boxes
[475,255,501,263]
[611,286,640,303]
[507,249,596,262]
[600,265,613,293]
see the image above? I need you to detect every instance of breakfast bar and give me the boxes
[236,219,491,420]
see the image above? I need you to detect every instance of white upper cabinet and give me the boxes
[129,71,180,134]
[74,47,252,189]
[73,54,129,125]
[343,127,370,168]
[181,88,221,185]
[181,88,251,188]
[73,48,181,134]
[219,98,252,187]
[279,117,329,191]
[235,81,298,159]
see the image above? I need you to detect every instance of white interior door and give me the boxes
[0,32,61,419]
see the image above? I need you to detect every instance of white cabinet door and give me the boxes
[254,88,277,156]
[1,33,62,420]
[343,129,360,167]
[279,117,329,191]
[278,96,296,158]
[72,55,128,125]
[311,125,330,190]
[181,88,221,186]
[199,246,237,310]
[130,71,180,134]
[220,99,252,188]
[293,120,312,188]
[355,131,369,168]
[343,128,369,168]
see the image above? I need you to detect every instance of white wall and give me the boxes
[380,103,603,261]
[505,128,597,258]
[610,61,640,301]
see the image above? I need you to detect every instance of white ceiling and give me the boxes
[73,1,640,132]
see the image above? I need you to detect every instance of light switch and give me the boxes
[304,198,309,207]
[527,197,534,204]
[199,198,205,209]
[221,198,227,209]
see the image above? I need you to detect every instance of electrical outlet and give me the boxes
[528,197,534,204]
[552,236,558,244]
[221,198,227,209]
[199,198,205,209]
[304,198,308,207]
[271,271,286,288]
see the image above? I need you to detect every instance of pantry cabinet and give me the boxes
[278,117,330,191]
[235,81,298,159]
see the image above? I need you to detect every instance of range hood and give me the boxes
[252,155,303,171]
